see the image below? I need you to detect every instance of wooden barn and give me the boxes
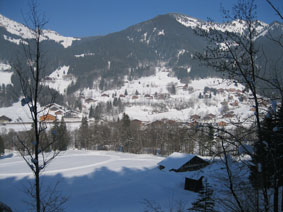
[184,176,204,192]
[158,152,209,172]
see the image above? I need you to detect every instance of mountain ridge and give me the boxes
[0,12,282,114]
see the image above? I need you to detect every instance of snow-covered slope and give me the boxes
[0,150,248,212]
[173,13,268,34]
[43,65,76,94]
[0,63,12,85]
[78,65,255,124]
[0,14,80,48]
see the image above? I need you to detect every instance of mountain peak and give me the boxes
[0,13,80,48]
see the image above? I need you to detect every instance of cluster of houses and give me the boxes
[39,103,80,122]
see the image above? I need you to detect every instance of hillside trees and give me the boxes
[0,135,4,156]
[188,180,217,212]
[11,2,67,211]
[195,0,283,211]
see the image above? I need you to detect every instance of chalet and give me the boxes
[190,114,201,121]
[183,84,188,90]
[55,110,63,116]
[132,95,139,100]
[44,76,53,81]
[184,176,204,192]
[85,98,96,104]
[188,121,199,128]
[119,94,125,98]
[156,93,170,100]
[0,115,12,123]
[50,106,59,111]
[218,88,225,93]
[223,112,234,118]
[167,120,177,125]
[259,99,269,107]
[131,119,143,128]
[203,113,216,121]
[144,94,151,98]
[228,88,236,93]
[230,100,239,107]
[64,111,79,119]
[228,95,234,100]
[218,121,227,127]
[150,120,164,128]
[101,94,109,97]
[250,107,256,112]
[40,114,56,122]
[207,113,216,119]
[158,152,209,172]
[220,101,228,106]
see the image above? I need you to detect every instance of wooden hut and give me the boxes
[158,152,209,172]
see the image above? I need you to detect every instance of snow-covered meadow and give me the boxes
[0,150,234,212]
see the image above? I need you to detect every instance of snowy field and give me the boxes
[0,150,231,212]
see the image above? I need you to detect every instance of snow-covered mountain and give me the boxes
[0,14,79,48]
[0,13,282,126]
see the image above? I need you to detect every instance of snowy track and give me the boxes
[0,150,159,177]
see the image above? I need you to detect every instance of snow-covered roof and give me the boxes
[158,152,196,171]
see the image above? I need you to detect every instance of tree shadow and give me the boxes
[0,153,14,159]
[0,164,192,212]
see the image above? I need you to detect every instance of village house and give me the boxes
[0,115,12,123]
[203,113,216,121]
[190,114,201,121]
[40,114,56,122]
[250,107,256,112]
[158,152,209,172]
[155,93,170,100]
[101,94,109,97]
[131,119,143,128]
[132,95,139,100]
[55,110,63,116]
[85,98,96,104]
[188,120,199,128]
[218,121,227,127]
[223,111,235,118]
[230,100,239,107]
[50,106,59,111]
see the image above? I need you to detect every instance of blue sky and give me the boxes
[0,0,282,37]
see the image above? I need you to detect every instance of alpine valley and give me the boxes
[0,13,282,129]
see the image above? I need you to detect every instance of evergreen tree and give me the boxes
[89,105,95,118]
[99,78,105,91]
[106,101,112,113]
[250,103,283,211]
[79,117,89,149]
[188,180,217,212]
[51,119,60,151]
[58,118,69,151]
[122,113,130,128]
[0,135,4,156]
[94,103,103,120]
[124,89,128,96]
